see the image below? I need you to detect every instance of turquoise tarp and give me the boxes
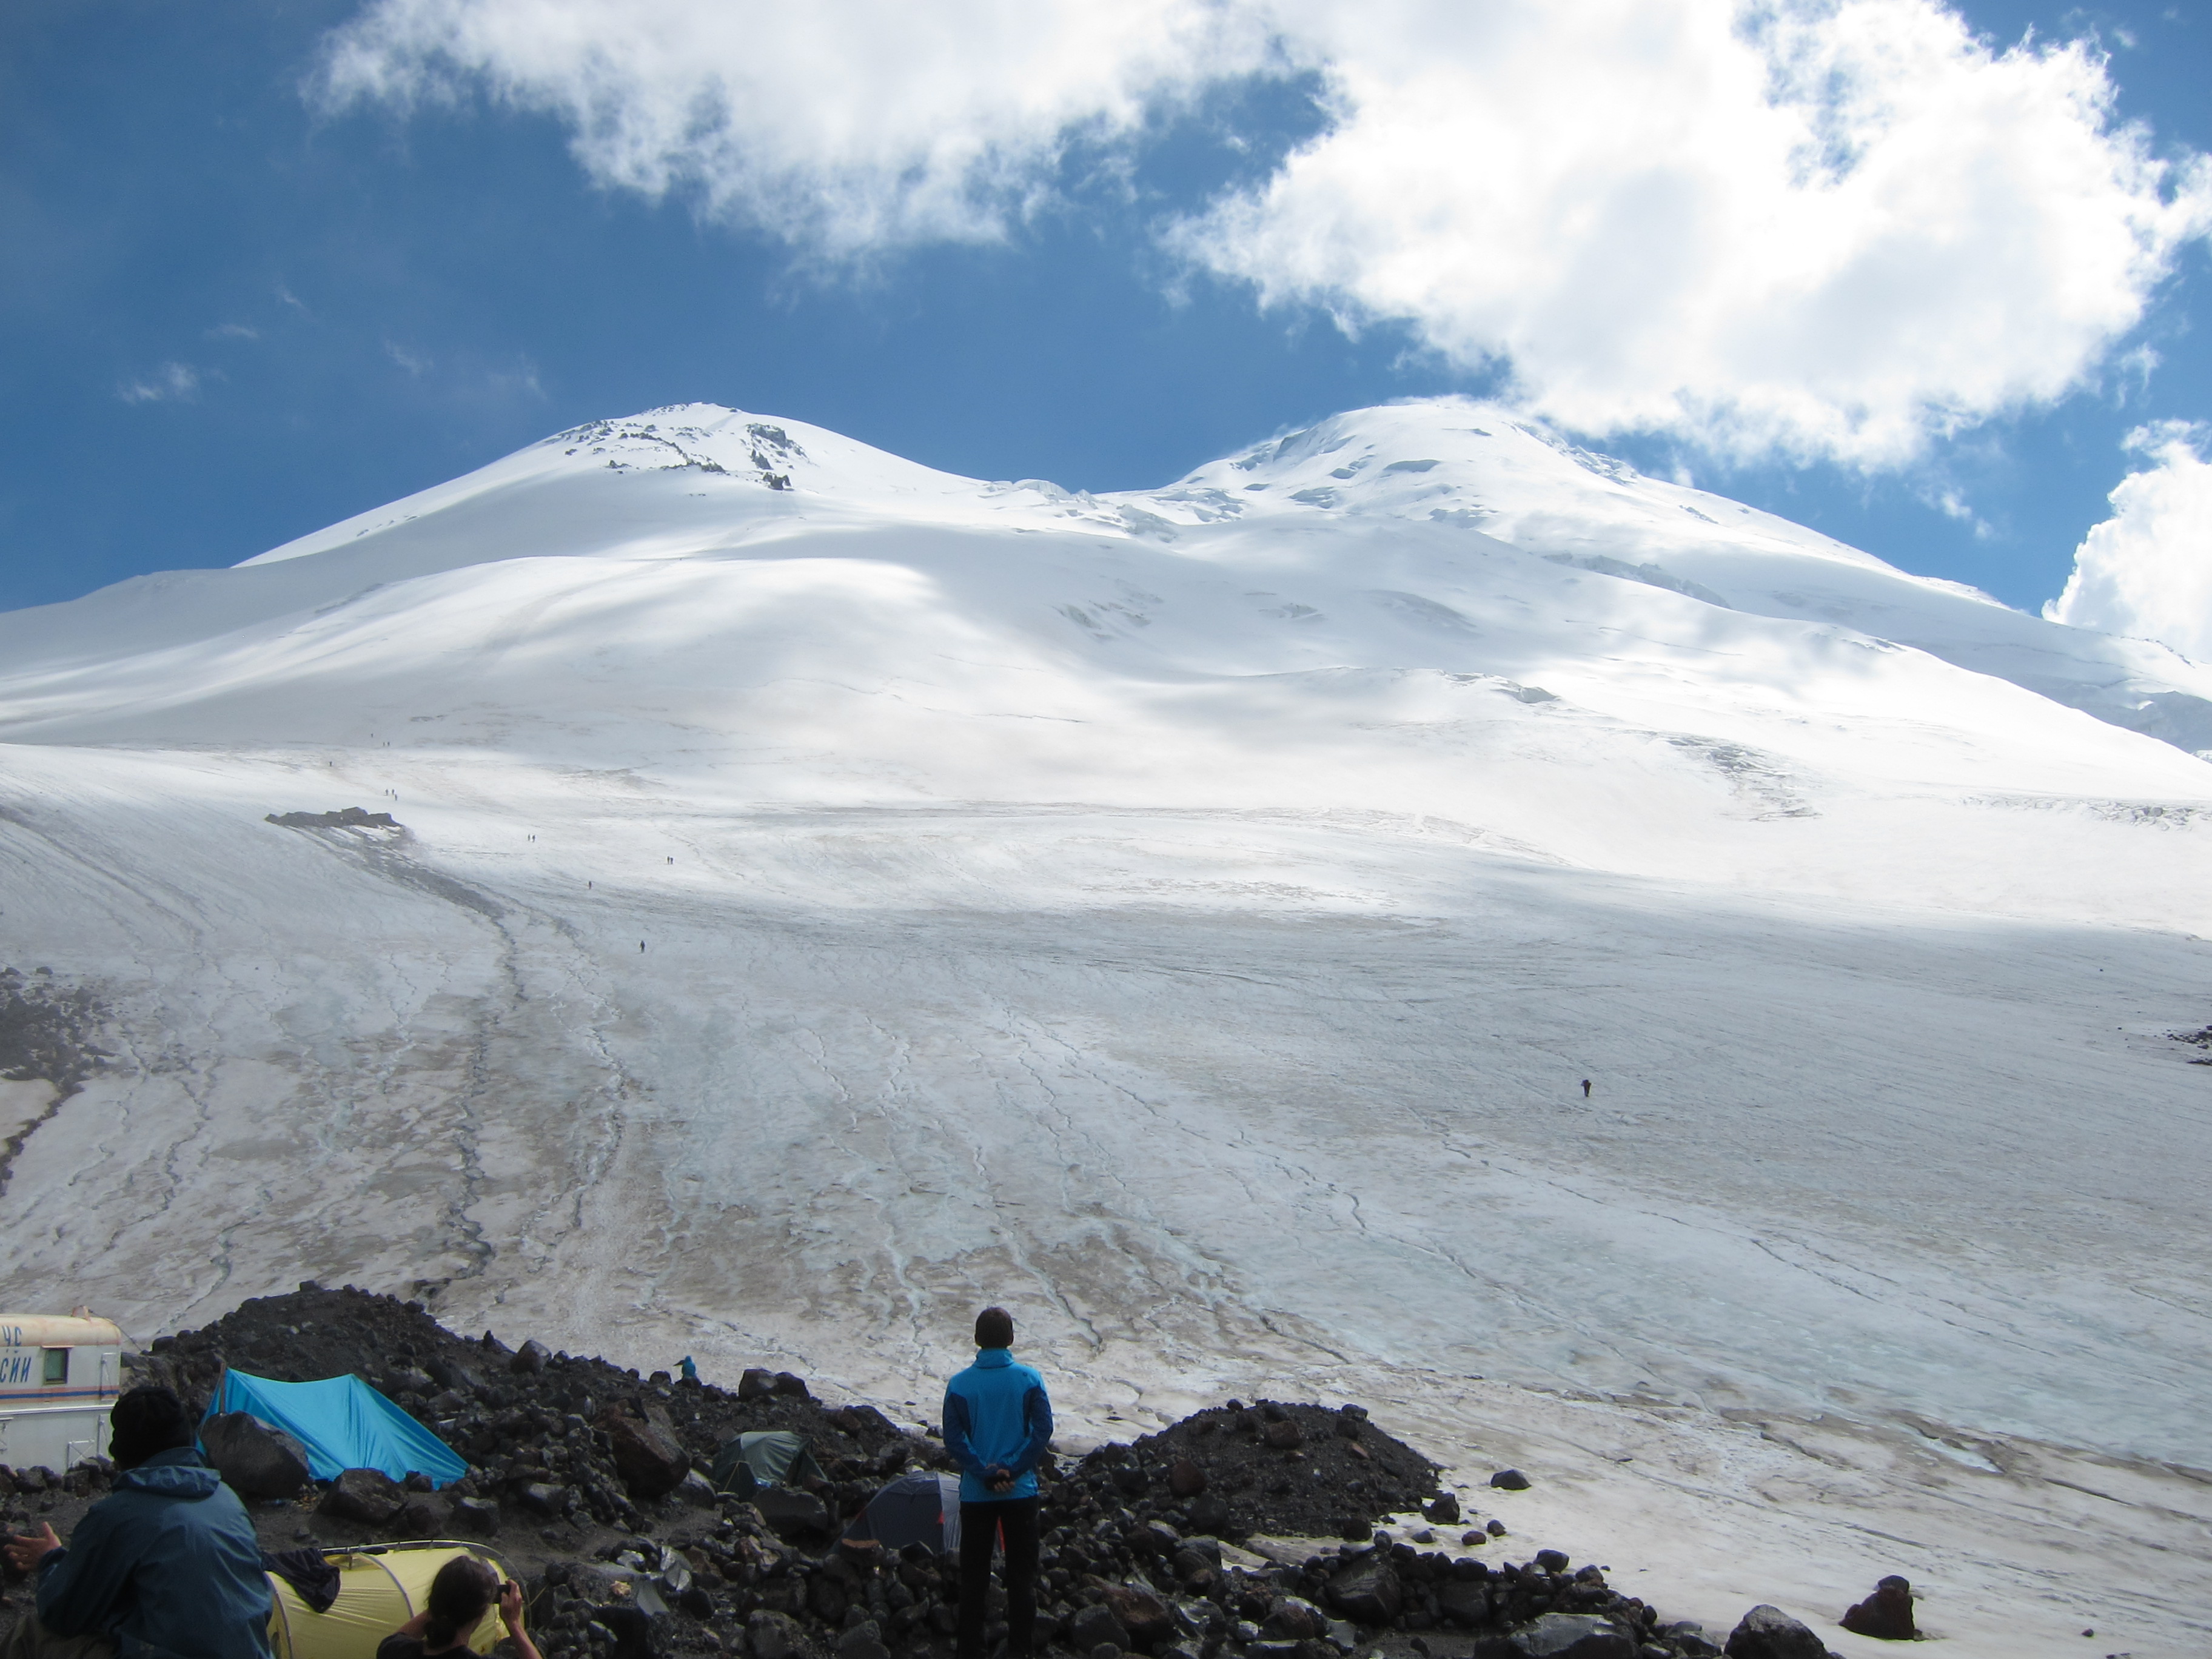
[204,1371,468,1489]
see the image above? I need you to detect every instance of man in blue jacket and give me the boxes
[941,1307,1051,1659]
[2,1387,273,1659]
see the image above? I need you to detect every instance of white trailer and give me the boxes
[0,1314,124,1473]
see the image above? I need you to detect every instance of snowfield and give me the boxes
[2,401,2209,1654]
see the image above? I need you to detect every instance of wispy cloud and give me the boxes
[206,323,260,341]
[116,363,201,404]
[384,341,432,375]
[275,283,308,312]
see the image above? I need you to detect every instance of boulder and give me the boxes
[1489,1469,1531,1491]
[510,1339,551,1376]
[395,1496,449,1537]
[1840,1577,1917,1641]
[738,1369,777,1402]
[1261,1598,1328,1641]
[1102,1583,1175,1646]
[598,1406,691,1499]
[1185,1495,1236,1537]
[1263,1419,1303,1450]
[424,1352,483,1393]
[836,1625,889,1659]
[1423,1491,1460,1524]
[1437,1580,1493,1626]
[1473,1614,1634,1658]
[451,1495,501,1535]
[200,1412,312,1500]
[1325,1553,1403,1624]
[516,1481,571,1516]
[1168,1457,1207,1498]
[1723,1606,1829,1659]
[747,1611,804,1659]
[752,1486,832,1541]
[320,1467,406,1526]
[1070,1606,1131,1653]
[772,1372,811,1399]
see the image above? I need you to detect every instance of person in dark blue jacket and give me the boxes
[2,1388,273,1659]
[941,1306,1051,1659]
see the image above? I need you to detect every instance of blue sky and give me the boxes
[2,0,2207,620]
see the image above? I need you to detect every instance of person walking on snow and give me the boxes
[1581,1078,1591,1098]
[942,1306,1052,1659]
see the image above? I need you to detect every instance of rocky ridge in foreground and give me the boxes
[0,1288,1846,1659]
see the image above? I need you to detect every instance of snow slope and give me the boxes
[3,401,2210,1654]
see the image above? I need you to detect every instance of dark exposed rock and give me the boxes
[1490,1469,1531,1491]
[1840,1577,1916,1640]
[320,1467,406,1525]
[511,1339,551,1375]
[1474,1612,1635,1657]
[1723,1605,1829,1659]
[1262,1419,1303,1450]
[751,1486,831,1541]
[1326,1552,1404,1624]
[199,1412,312,1500]
[1070,1605,1131,1652]
[1168,1456,1207,1498]
[1101,1583,1174,1647]
[1423,1491,1460,1524]
[450,1494,501,1535]
[1262,1598,1328,1640]
[598,1405,691,1499]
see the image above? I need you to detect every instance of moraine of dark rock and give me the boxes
[0,1285,1836,1659]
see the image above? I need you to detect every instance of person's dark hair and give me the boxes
[974,1307,1013,1349]
[109,1387,196,1469]
[424,1555,500,1650]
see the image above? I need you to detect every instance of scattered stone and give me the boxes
[1070,1604,1131,1652]
[1326,1553,1404,1625]
[199,1411,311,1499]
[746,1610,803,1659]
[751,1486,831,1541]
[597,1405,691,1499]
[1840,1577,1916,1640]
[1102,1583,1174,1646]
[1473,1613,1636,1657]
[1264,1419,1304,1450]
[449,1494,501,1535]
[511,1339,551,1375]
[737,1369,777,1401]
[1264,1598,1329,1641]
[1490,1469,1531,1491]
[1168,1456,1208,1498]
[1424,1492,1460,1524]
[1723,1605,1828,1659]
[320,1467,406,1526]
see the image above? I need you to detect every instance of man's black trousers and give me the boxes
[956,1495,1041,1659]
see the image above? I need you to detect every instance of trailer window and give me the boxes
[42,1349,67,1384]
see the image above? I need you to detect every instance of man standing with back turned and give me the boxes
[942,1306,1052,1659]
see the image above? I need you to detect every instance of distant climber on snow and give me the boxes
[1581,1078,1591,1098]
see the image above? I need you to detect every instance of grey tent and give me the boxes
[840,1471,962,1554]
[710,1430,827,1496]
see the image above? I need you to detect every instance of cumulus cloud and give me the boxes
[315,0,1270,253]
[117,363,201,404]
[315,0,2212,466]
[2045,423,2212,659]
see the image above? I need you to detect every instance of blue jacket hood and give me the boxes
[116,1449,222,1500]
[974,1348,1014,1368]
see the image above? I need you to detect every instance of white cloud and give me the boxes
[385,340,433,375]
[2045,423,2212,660]
[315,0,2211,466]
[117,363,201,404]
[315,0,1269,255]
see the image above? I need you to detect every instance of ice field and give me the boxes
[2,401,2210,1653]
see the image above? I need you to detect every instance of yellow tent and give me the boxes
[267,1542,514,1659]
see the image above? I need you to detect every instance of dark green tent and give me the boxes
[710,1429,827,1495]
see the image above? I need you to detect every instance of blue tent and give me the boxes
[204,1372,468,1489]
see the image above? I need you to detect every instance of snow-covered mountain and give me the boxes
[3,401,2209,1655]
